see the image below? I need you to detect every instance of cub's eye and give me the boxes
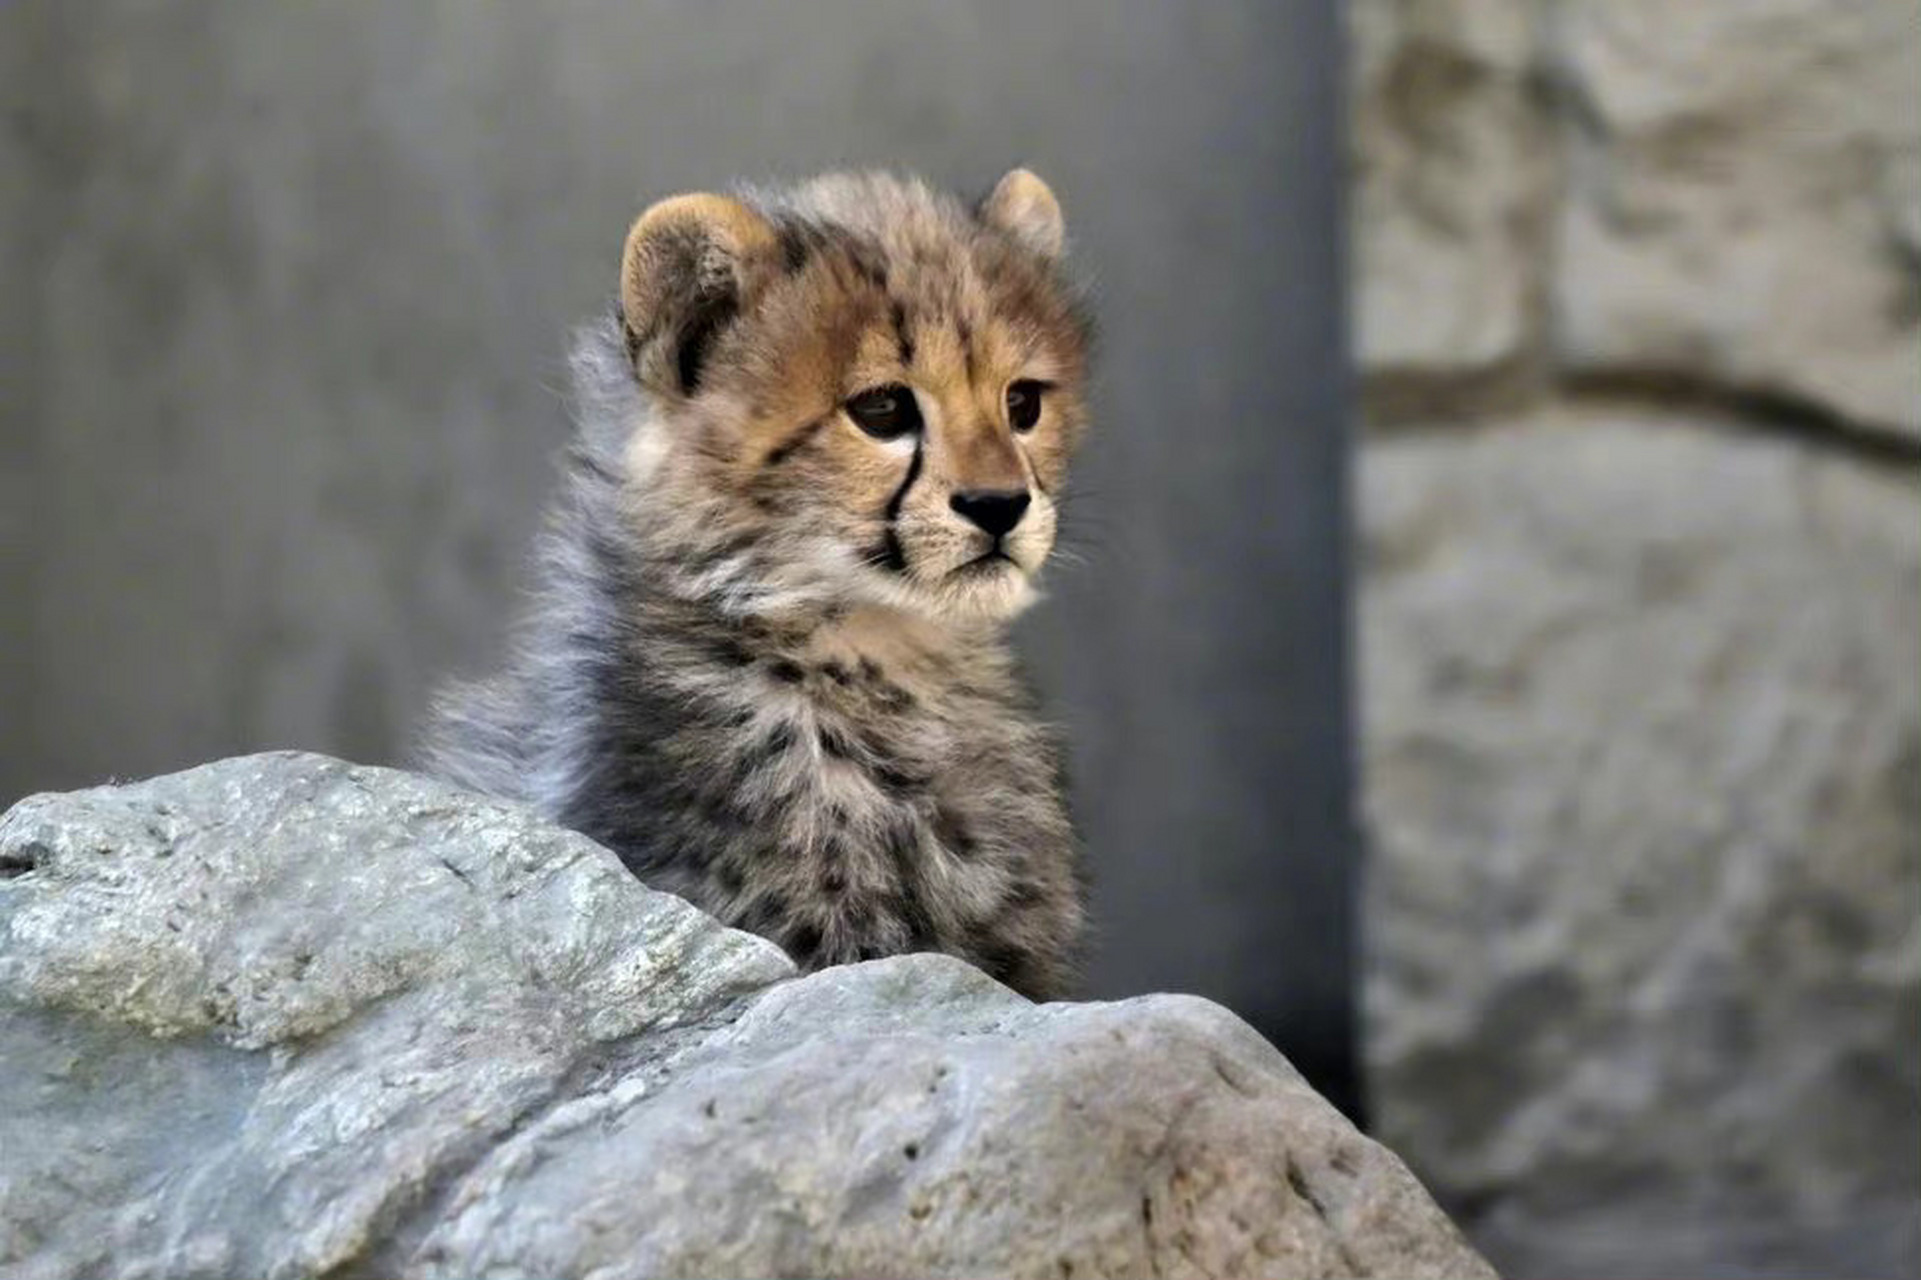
[845,384,922,440]
[1006,380,1046,432]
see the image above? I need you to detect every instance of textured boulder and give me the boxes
[1549,0,1921,439]
[1351,0,1547,381]
[0,753,1492,1280]
[1361,413,1921,1277]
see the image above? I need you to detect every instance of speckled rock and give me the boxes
[0,753,1493,1280]
[1361,412,1921,1278]
[0,752,792,1279]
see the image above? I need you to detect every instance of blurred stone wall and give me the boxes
[1353,3,1920,1277]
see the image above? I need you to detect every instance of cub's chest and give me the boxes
[655,619,1074,996]
[706,632,1038,852]
[735,648,972,815]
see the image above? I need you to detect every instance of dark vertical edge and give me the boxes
[1307,0,1364,1129]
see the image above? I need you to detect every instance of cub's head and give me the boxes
[613,170,1091,624]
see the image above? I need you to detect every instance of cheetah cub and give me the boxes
[424,170,1093,999]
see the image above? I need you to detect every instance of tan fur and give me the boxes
[427,170,1094,998]
[620,193,779,330]
[979,168,1066,258]
[642,173,1083,623]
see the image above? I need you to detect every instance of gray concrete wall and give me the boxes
[0,5,1356,1103]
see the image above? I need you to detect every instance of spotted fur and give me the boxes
[422,170,1093,999]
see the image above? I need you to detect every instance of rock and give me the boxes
[1351,0,1549,381]
[0,752,792,1279]
[1361,412,1921,1277]
[0,753,1494,1280]
[1548,0,1921,440]
[411,965,1484,1280]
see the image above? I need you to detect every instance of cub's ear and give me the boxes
[619,193,779,396]
[978,168,1065,260]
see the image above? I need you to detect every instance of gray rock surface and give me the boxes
[1361,412,1921,1277]
[1549,0,1921,439]
[1353,0,1921,443]
[1351,0,1547,381]
[0,753,1493,1280]
[1354,3,1921,1274]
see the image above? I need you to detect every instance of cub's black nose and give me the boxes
[950,489,1031,538]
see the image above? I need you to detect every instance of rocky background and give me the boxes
[1353,2,1920,1277]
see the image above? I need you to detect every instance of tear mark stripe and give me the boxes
[868,441,923,576]
[883,441,923,524]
